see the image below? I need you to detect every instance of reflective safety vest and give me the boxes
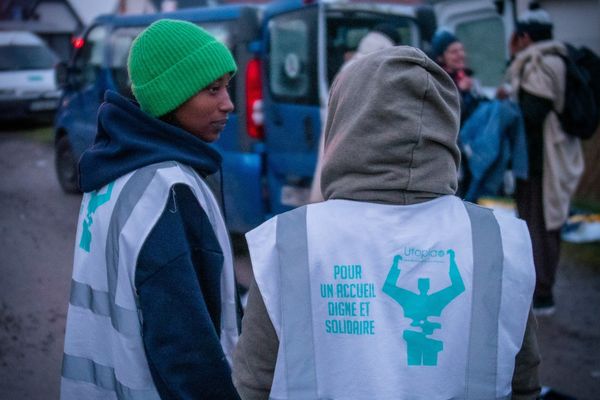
[61,161,238,399]
[246,196,535,400]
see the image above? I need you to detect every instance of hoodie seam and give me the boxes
[406,71,430,194]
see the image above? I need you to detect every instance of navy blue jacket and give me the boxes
[78,90,240,400]
[459,99,529,202]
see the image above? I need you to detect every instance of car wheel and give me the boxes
[55,135,79,193]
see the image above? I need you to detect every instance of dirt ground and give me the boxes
[0,126,598,399]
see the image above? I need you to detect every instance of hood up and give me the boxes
[78,90,222,193]
[321,46,461,204]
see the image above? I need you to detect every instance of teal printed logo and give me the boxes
[382,250,465,366]
[79,182,115,252]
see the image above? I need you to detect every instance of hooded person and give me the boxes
[60,19,241,399]
[233,46,541,400]
[506,3,584,315]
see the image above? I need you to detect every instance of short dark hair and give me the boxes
[516,2,553,42]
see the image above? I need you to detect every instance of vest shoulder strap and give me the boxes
[463,201,504,400]
[275,206,318,400]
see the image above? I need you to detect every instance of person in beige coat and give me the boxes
[505,5,584,315]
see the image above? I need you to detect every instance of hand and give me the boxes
[456,70,472,91]
[496,84,512,100]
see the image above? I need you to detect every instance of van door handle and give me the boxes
[304,116,314,149]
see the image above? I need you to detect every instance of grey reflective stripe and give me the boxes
[464,202,504,400]
[68,279,140,336]
[62,354,161,400]
[69,280,110,316]
[104,161,176,335]
[191,170,242,334]
[276,206,319,400]
[189,169,218,225]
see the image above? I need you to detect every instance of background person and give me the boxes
[233,46,540,400]
[505,4,585,315]
[431,29,487,198]
[60,19,241,399]
[431,29,483,123]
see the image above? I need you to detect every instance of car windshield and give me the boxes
[0,45,58,71]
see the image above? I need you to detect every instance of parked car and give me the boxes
[54,0,513,233]
[0,30,61,121]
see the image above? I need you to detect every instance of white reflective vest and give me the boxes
[246,196,535,400]
[61,161,238,399]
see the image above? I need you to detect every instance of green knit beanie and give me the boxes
[128,19,237,117]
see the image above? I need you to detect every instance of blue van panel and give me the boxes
[263,102,321,169]
[212,114,265,233]
[263,100,320,216]
[263,0,309,19]
[220,150,264,233]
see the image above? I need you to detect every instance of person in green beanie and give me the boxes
[61,19,241,399]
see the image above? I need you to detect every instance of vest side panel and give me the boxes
[63,161,239,398]
[245,215,290,396]
[494,212,536,397]
[63,167,163,397]
[152,164,239,362]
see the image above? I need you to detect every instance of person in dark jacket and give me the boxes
[60,19,241,399]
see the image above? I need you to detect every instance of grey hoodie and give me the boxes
[321,46,461,204]
[233,47,540,400]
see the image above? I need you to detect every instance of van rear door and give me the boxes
[261,0,421,214]
[261,1,320,215]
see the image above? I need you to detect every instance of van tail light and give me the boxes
[72,37,85,49]
[245,58,264,140]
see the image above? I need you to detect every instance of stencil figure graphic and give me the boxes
[79,182,115,252]
[382,250,465,366]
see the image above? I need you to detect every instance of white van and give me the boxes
[0,31,61,121]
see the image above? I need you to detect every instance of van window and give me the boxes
[0,44,57,71]
[268,7,318,105]
[74,25,108,87]
[326,12,417,84]
[456,16,506,88]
